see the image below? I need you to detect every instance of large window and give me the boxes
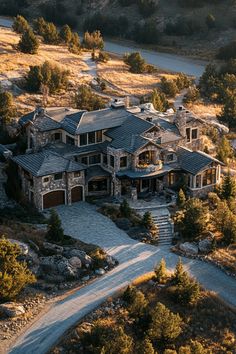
[139,151,155,164]
[186,128,191,142]
[89,154,101,165]
[120,156,127,168]
[80,134,87,146]
[88,178,108,192]
[202,169,216,187]
[88,132,96,144]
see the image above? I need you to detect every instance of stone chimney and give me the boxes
[174,106,187,137]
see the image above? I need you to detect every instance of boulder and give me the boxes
[81,275,90,282]
[198,238,213,254]
[43,242,64,254]
[39,255,60,272]
[106,255,116,266]
[95,268,105,276]
[8,239,29,255]
[115,218,132,231]
[68,256,82,268]
[0,302,25,318]
[179,242,198,255]
[57,259,77,278]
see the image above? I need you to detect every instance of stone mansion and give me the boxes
[13,102,223,210]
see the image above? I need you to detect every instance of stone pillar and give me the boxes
[131,187,137,201]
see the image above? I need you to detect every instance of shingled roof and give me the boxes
[177,147,224,175]
[13,151,85,177]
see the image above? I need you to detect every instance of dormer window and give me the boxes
[88,132,96,144]
[167,153,174,162]
[80,134,87,146]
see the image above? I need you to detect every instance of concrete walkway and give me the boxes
[9,203,236,354]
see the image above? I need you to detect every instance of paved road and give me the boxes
[0,16,207,77]
[9,203,236,354]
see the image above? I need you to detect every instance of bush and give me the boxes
[183,86,200,104]
[0,238,36,301]
[83,31,104,50]
[161,77,178,98]
[148,302,182,342]
[124,52,146,73]
[41,22,58,44]
[59,24,72,44]
[74,85,106,111]
[18,28,39,54]
[33,17,47,36]
[175,73,192,91]
[68,32,81,54]
[0,90,15,126]
[26,61,69,94]
[151,89,169,112]
[154,258,168,284]
[177,189,186,208]
[12,15,29,34]
[136,338,155,354]
[46,209,64,243]
[217,136,233,163]
[119,199,132,218]
[98,51,110,63]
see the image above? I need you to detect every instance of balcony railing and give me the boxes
[135,160,163,173]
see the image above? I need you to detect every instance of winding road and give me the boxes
[8,203,236,354]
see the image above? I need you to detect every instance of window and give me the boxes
[66,135,75,145]
[89,154,101,165]
[54,173,63,180]
[80,134,87,146]
[88,178,108,192]
[110,155,114,168]
[139,151,155,164]
[53,132,61,141]
[186,128,191,142]
[96,130,102,143]
[192,128,198,140]
[81,156,88,165]
[74,171,80,178]
[43,177,50,183]
[167,154,174,162]
[88,132,96,144]
[120,156,127,168]
[202,169,216,187]
[196,174,201,188]
[103,154,108,165]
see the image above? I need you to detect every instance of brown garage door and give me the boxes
[43,190,65,209]
[71,186,83,203]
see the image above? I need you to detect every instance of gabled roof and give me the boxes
[106,114,154,153]
[177,147,224,175]
[13,151,85,177]
[32,114,61,132]
[61,111,86,135]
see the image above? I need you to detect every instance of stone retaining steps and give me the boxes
[152,214,173,245]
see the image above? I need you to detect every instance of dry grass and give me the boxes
[209,246,236,275]
[97,57,178,97]
[0,27,89,114]
[186,101,222,119]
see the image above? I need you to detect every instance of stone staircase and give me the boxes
[152,213,173,245]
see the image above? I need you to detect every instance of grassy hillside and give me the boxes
[1,0,236,58]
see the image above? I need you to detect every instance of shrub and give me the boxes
[74,85,106,111]
[0,238,36,301]
[161,77,178,98]
[12,14,29,34]
[83,30,104,50]
[136,338,155,354]
[148,302,182,342]
[41,22,58,44]
[151,89,169,112]
[176,189,186,208]
[33,17,47,36]
[183,86,200,104]
[18,28,39,54]
[98,51,110,63]
[124,52,146,74]
[119,199,132,218]
[68,32,81,54]
[217,136,233,163]
[175,73,192,91]
[59,24,72,44]
[154,258,168,284]
[46,209,64,243]
[0,90,15,126]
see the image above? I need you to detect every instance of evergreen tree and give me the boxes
[136,338,155,354]
[217,136,233,163]
[42,22,58,44]
[83,30,104,49]
[127,289,148,319]
[177,188,186,208]
[148,302,182,342]
[59,24,72,44]
[12,15,29,34]
[151,89,169,112]
[120,199,131,218]
[0,90,15,126]
[46,209,64,242]
[33,17,47,36]
[123,52,146,73]
[18,28,39,54]
[26,65,43,92]
[173,258,186,285]
[220,172,236,200]
[161,77,178,98]
[154,258,168,284]
[74,85,105,111]
[175,73,191,91]
[0,238,36,301]
[183,86,200,104]
[218,93,236,128]
[68,32,80,53]
[142,211,154,229]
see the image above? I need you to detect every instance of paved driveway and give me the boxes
[9,203,236,354]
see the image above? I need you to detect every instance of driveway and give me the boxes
[9,203,236,354]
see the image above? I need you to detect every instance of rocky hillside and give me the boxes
[1,0,236,58]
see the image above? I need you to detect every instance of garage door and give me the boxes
[71,186,83,203]
[43,190,65,209]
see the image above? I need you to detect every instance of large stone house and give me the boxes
[13,103,223,210]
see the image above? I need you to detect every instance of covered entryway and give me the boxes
[71,186,83,203]
[43,190,65,209]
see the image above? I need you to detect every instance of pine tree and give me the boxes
[151,89,169,112]
[173,258,185,285]
[59,24,72,44]
[154,258,167,284]
[18,28,39,54]
[142,211,154,229]
[177,189,186,208]
[0,238,36,301]
[148,302,182,342]
[136,338,155,354]
[46,209,64,242]
[217,136,232,163]
[220,172,236,200]
[161,77,178,98]
[42,22,58,44]
[218,93,236,128]
[119,199,131,218]
[12,15,29,34]
[0,91,15,126]
[68,32,80,54]
[123,52,146,73]
[33,17,47,36]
